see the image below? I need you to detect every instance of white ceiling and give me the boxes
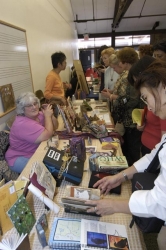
[70,0,166,36]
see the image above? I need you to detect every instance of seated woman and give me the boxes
[5,92,58,173]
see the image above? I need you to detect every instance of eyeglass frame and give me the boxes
[140,96,148,105]
[24,102,39,108]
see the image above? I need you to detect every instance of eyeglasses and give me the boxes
[140,96,148,105]
[24,102,39,108]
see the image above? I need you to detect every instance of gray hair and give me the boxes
[16,92,40,115]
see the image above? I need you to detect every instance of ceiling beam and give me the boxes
[77,29,166,39]
[74,13,166,23]
[112,0,133,29]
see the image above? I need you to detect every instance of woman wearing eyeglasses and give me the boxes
[128,55,166,156]
[86,60,166,249]
[5,92,58,173]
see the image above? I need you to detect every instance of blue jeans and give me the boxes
[9,156,30,173]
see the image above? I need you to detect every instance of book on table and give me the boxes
[29,161,60,214]
[61,185,101,216]
[7,194,36,235]
[89,153,128,173]
[29,161,57,200]
[14,179,29,198]
[43,147,84,185]
[48,217,130,250]
[88,171,122,195]
[0,232,31,250]
[0,180,18,234]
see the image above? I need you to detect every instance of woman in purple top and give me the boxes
[5,92,58,173]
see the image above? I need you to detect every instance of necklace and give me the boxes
[110,69,114,81]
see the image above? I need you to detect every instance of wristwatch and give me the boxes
[122,171,128,181]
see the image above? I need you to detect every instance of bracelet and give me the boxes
[122,171,128,181]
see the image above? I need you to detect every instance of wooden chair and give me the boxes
[35,90,46,106]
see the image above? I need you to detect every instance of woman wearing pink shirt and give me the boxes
[5,92,58,173]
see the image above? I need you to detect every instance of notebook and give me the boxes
[48,218,81,249]
[7,194,36,235]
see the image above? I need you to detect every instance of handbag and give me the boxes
[69,137,86,162]
[130,142,166,233]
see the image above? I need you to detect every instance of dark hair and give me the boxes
[135,60,166,111]
[153,39,166,53]
[128,55,155,85]
[117,47,138,65]
[51,52,66,68]
[138,44,153,57]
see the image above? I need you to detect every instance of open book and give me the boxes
[29,161,56,200]
[0,232,30,250]
[81,219,130,250]
[48,218,130,250]
[61,186,101,215]
[132,108,147,126]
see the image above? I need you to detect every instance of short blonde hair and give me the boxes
[109,53,120,65]
[101,47,115,57]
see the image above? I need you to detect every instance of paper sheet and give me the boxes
[28,183,60,214]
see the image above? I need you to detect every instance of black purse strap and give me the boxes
[145,142,166,173]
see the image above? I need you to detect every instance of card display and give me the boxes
[7,195,36,235]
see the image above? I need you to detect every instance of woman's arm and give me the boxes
[93,165,138,195]
[86,198,131,216]
[35,105,54,143]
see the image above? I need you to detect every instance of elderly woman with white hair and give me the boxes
[5,92,58,173]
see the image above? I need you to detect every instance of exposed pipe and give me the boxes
[92,0,95,20]
[139,0,146,18]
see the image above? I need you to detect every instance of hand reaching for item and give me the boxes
[93,174,122,195]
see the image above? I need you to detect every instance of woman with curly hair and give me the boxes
[138,44,153,58]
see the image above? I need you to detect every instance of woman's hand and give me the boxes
[64,82,72,89]
[85,198,131,216]
[101,89,111,98]
[98,68,105,73]
[86,198,115,216]
[42,104,53,117]
[93,175,122,195]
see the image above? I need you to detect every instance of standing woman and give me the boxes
[114,47,142,166]
[100,48,119,93]
[128,55,166,156]
[153,39,166,61]
[138,44,153,59]
[101,53,129,124]
[86,61,166,249]
[5,92,58,173]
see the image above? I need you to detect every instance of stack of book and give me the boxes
[61,185,101,216]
